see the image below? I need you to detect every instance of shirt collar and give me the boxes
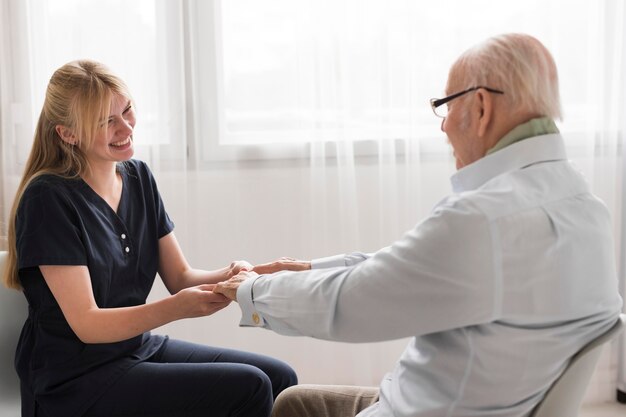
[486,117,560,156]
[450,133,567,193]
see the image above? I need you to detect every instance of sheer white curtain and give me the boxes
[0,0,32,230]
[615,0,626,402]
[1,0,625,402]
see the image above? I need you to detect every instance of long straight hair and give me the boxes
[3,60,132,290]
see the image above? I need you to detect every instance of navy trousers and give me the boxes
[84,339,298,417]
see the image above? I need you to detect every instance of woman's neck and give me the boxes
[82,162,123,212]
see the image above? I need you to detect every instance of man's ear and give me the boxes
[474,90,493,138]
[55,125,77,145]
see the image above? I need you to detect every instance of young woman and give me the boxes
[3,60,297,417]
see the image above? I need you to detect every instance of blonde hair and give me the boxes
[3,60,132,290]
[454,33,562,120]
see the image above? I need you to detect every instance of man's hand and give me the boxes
[214,270,259,301]
[253,257,311,274]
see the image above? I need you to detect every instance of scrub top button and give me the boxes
[125,247,130,253]
[121,234,126,240]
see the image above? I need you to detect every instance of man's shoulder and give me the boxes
[459,159,592,220]
[430,192,490,227]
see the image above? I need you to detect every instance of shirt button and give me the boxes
[125,247,130,253]
[121,234,126,240]
[252,313,260,324]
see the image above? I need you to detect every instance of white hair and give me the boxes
[454,33,562,120]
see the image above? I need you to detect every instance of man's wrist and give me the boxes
[311,254,347,269]
[237,274,266,327]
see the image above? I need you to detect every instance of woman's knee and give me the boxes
[267,359,298,397]
[227,351,297,399]
[238,364,274,398]
[211,364,273,417]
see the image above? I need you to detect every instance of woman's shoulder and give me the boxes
[23,173,76,198]
[123,158,148,170]
[19,174,80,217]
[121,159,154,179]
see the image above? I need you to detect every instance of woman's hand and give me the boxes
[227,260,254,279]
[252,257,311,274]
[172,284,231,319]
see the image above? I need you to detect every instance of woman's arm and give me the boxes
[157,232,251,294]
[40,264,229,344]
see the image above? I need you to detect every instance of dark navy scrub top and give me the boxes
[15,159,174,417]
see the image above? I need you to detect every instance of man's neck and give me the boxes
[486,117,559,155]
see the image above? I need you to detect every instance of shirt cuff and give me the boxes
[311,254,347,269]
[237,274,266,327]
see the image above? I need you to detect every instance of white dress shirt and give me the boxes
[237,134,623,417]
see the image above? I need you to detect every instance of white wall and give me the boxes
[149,156,454,387]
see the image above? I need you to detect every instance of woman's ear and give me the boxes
[55,125,77,145]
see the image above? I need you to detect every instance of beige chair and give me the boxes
[531,313,626,417]
[0,251,27,416]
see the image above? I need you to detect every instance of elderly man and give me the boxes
[215,33,623,417]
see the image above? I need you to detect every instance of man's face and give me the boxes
[440,71,477,170]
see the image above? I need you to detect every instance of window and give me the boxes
[28,0,163,144]
[19,0,612,163]
[25,0,187,165]
[214,0,599,148]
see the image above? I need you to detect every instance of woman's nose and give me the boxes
[119,118,134,136]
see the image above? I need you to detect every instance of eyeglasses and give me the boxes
[430,86,504,118]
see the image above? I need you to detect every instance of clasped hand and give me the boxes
[214,257,311,301]
[173,284,231,319]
